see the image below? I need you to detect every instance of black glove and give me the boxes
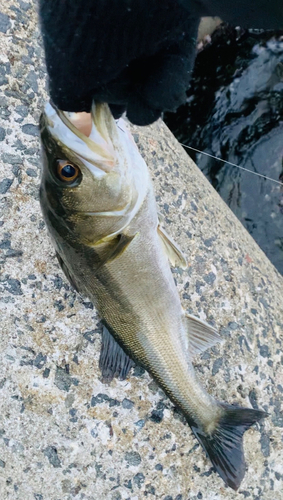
[39,0,283,125]
[39,0,200,125]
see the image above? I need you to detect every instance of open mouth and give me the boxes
[63,111,93,137]
[46,102,117,173]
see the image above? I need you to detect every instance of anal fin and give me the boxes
[99,323,135,383]
[157,224,187,269]
[185,314,223,358]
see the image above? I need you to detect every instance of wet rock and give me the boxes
[165,28,283,274]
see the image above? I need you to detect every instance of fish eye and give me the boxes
[56,160,81,183]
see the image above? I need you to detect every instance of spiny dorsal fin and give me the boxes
[185,314,223,358]
[157,225,187,269]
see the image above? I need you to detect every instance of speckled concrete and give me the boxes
[0,2,283,500]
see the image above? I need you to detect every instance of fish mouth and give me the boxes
[61,111,93,137]
[45,101,118,174]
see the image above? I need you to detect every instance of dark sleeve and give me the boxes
[180,0,283,30]
[38,0,200,124]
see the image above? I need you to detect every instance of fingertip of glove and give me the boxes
[126,97,162,126]
[49,87,92,113]
[109,104,127,119]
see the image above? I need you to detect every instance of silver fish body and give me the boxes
[40,102,267,490]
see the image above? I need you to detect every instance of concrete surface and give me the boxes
[0,2,283,499]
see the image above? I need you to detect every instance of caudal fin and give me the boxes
[191,405,268,490]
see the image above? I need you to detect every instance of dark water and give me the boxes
[164,26,283,274]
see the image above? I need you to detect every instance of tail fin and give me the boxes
[191,405,268,490]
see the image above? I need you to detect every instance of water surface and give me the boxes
[165,27,283,273]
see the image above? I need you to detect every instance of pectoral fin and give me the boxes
[89,233,137,274]
[99,323,135,382]
[185,314,223,358]
[157,225,187,269]
[105,233,136,263]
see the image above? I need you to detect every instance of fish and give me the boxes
[39,101,267,490]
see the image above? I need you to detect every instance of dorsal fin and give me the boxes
[157,225,187,269]
[184,314,223,358]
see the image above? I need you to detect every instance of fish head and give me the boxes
[40,102,149,244]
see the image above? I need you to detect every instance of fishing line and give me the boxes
[179,143,283,187]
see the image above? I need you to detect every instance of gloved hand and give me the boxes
[39,0,200,125]
[39,0,283,125]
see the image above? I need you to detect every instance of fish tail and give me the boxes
[191,405,268,490]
